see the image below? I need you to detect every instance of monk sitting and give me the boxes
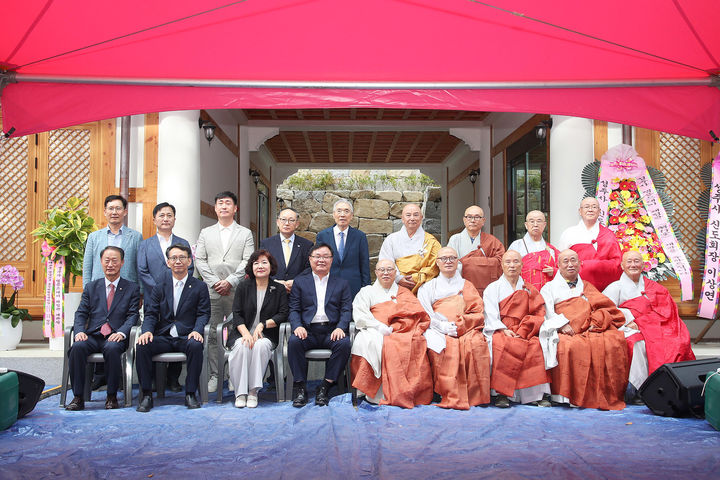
[540,249,629,410]
[483,250,551,408]
[350,259,433,408]
[603,250,695,403]
[378,203,440,294]
[418,247,490,410]
[448,205,505,297]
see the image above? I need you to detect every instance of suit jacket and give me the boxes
[74,277,140,338]
[195,222,254,299]
[260,234,312,281]
[142,275,210,337]
[228,278,289,348]
[82,226,143,289]
[316,226,370,298]
[288,273,352,332]
[137,233,194,297]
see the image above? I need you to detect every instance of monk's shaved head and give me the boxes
[438,246,458,258]
[622,250,643,263]
[501,250,523,280]
[503,250,522,262]
[558,249,579,264]
[621,249,644,282]
[436,247,459,278]
[375,259,397,288]
[557,249,580,282]
[376,259,396,270]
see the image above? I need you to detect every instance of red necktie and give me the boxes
[101,284,115,336]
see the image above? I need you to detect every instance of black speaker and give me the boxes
[639,357,720,417]
[8,370,44,419]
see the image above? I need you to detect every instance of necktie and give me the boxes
[174,281,183,315]
[106,283,115,310]
[338,231,345,261]
[283,238,292,266]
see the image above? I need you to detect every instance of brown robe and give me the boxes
[351,287,433,408]
[428,280,491,410]
[550,283,629,410]
[490,285,549,397]
[460,232,505,297]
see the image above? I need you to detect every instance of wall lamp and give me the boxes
[249,169,260,186]
[468,168,480,185]
[535,118,553,141]
[198,118,216,145]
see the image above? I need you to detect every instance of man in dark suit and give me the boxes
[135,244,210,411]
[259,207,312,293]
[136,202,194,392]
[66,246,140,411]
[288,243,352,407]
[315,199,370,298]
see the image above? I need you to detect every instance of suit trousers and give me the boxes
[69,334,127,397]
[287,324,351,383]
[136,335,204,394]
[227,337,273,396]
[208,293,235,378]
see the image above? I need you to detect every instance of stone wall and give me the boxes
[276,187,442,270]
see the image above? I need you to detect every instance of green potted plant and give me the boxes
[0,265,31,351]
[31,197,97,349]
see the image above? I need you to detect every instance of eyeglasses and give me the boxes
[403,213,422,218]
[580,205,600,211]
[526,220,545,225]
[311,255,332,260]
[464,215,484,221]
[102,258,121,264]
[334,208,351,215]
[156,214,174,219]
[278,217,297,224]
[376,268,395,274]
[168,256,189,263]
[105,206,125,212]
[438,256,458,263]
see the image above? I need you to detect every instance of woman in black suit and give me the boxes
[228,249,288,408]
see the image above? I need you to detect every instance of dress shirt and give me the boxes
[157,234,172,258]
[106,226,124,247]
[333,225,349,253]
[170,273,188,337]
[281,233,295,266]
[104,277,124,338]
[311,272,330,323]
[219,223,233,251]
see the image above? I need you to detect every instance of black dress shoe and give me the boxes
[136,395,154,413]
[185,393,201,409]
[91,375,107,391]
[167,378,183,393]
[315,384,330,407]
[292,386,307,408]
[630,392,645,405]
[494,394,510,408]
[105,395,119,410]
[66,396,84,411]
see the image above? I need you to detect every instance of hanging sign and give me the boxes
[698,154,720,319]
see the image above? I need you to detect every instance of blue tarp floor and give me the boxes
[1,385,718,480]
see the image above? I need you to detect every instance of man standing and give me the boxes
[448,205,505,297]
[136,202,194,392]
[603,250,695,400]
[351,259,433,408]
[418,247,490,410]
[195,191,254,393]
[66,246,140,410]
[508,210,560,291]
[379,203,440,294]
[540,250,629,410]
[483,250,551,408]
[287,244,352,407]
[316,199,371,299]
[136,244,210,412]
[83,195,143,288]
[557,197,622,291]
[260,207,313,292]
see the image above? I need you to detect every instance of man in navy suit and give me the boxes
[66,246,140,411]
[136,202,194,392]
[288,243,352,407]
[315,199,370,299]
[135,244,210,411]
[259,207,312,293]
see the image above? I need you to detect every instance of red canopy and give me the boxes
[2,0,719,138]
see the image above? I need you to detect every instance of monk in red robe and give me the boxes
[507,210,560,291]
[540,250,629,410]
[557,197,622,291]
[351,260,433,408]
[483,250,551,407]
[418,247,491,410]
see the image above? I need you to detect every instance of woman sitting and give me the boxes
[227,249,288,408]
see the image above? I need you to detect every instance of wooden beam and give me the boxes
[326,132,333,163]
[403,133,423,163]
[367,132,377,163]
[200,200,216,220]
[384,132,400,163]
[593,120,608,161]
[448,161,478,190]
[302,131,315,163]
[348,132,354,163]
[142,113,159,238]
[200,110,238,156]
[491,114,550,158]
[635,128,659,169]
[420,135,444,163]
[279,132,296,162]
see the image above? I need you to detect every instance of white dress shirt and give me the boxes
[312,272,330,323]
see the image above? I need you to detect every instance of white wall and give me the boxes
[444,144,478,237]
[198,120,239,231]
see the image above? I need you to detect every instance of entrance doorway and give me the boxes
[506,130,549,241]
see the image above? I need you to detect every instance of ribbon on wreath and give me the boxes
[596,144,693,301]
[41,241,65,338]
[698,154,720,319]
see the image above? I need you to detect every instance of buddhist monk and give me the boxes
[448,205,505,297]
[540,249,629,410]
[483,250,551,407]
[378,203,440,294]
[418,247,490,410]
[508,210,560,291]
[350,259,433,408]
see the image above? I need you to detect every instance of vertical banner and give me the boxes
[596,144,693,300]
[40,241,66,338]
[698,154,720,319]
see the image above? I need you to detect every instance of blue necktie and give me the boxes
[338,231,345,261]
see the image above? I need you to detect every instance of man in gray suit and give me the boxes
[195,191,255,393]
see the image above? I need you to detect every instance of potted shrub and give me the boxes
[31,197,97,349]
[0,265,31,351]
